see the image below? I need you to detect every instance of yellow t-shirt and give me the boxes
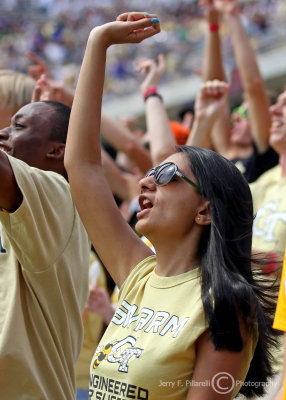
[250,165,286,254]
[76,252,107,389]
[0,156,90,400]
[89,256,257,400]
[273,251,286,400]
[250,165,286,373]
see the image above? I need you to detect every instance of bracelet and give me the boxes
[143,86,158,100]
[209,23,219,32]
[144,93,163,102]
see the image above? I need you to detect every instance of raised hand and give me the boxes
[90,12,160,48]
[31,74,53,102]
[199,0,219,23]
[212,0,240,16]
[187,80,230,147]
[31,73,74,106]
[195,80,230,122]
[26,51,52,81]
[136,54,165,95]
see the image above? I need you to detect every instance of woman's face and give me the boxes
[136,152,206,241]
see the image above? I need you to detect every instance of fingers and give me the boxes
[31,86,41,102]
[92,12,160,48]
[116,11,160,41]
[136,54,165,75]
[200,80,229,97]
[117,12,157,22]
[31,74,54,102]
[26,51,51,80]
[136,58,156,74]
[125,17,160,43]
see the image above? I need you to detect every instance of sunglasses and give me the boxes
[231,105,248,122]
[145,162,201,192]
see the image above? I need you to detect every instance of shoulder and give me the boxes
[119,255,156,297]
[7,155,71,204]
[250,164,281,193]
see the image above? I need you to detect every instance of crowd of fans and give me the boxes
[1,0,286,101]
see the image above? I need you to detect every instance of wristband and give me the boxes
[209,23,219,32]
[143,86,158,100]
[144,93,163,102]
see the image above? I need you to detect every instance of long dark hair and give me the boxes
[178,146,279,397]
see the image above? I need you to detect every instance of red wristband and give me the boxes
[209,23,219,32]
[143,86,158,100]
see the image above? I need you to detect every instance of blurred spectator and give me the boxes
[0,0,285,102]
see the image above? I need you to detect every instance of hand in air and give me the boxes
[90,11,160,48]
[195,80,230,122]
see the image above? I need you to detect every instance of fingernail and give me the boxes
[150,18,159,24]
[145,13,151,16]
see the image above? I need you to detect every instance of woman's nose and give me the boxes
[139,175,156,192]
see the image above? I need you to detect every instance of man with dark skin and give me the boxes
[0,100,90,400]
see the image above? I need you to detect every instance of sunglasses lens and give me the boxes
[232,106,248,120]
[155,163,176,186]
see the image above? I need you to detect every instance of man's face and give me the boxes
[270,91,286,155]
[230,103,252,146]
[0,102,54,169]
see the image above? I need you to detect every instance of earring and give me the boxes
[196,217,200,221]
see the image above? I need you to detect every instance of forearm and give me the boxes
[65,28,106,170]
[101,113,152,173]
[145,96,177,165]
[225,12,263,92]
[226,11,271,151]
[101,149,139,202]
[187,116,211,148]
[202,12,225,82]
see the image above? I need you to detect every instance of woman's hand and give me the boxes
[89,12,160,49]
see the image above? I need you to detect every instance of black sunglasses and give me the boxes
[145,162,201,192]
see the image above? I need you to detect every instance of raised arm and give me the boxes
[100,112,152,174]
[199,0,232,156]
[200,0,225,82]
[214,0,271,153]
[65,12,160,287]
[137,54,177,165]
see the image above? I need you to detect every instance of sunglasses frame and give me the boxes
[146,162,201,193]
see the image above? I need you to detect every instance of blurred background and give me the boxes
[1,0,286,120]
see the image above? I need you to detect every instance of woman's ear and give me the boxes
[195,200,211,226]
[46,143,65,161]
